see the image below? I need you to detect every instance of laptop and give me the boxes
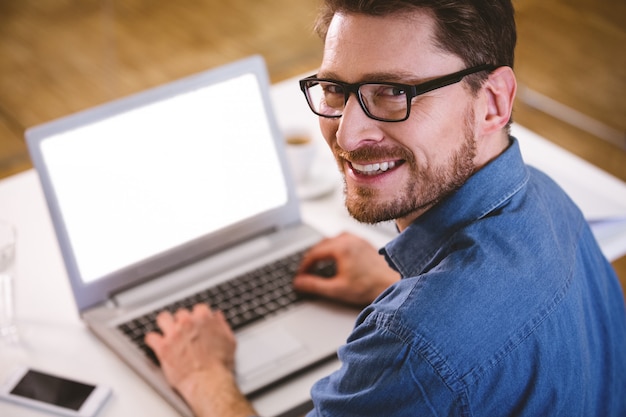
[25,55,358,416]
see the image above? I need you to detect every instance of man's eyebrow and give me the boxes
[316,70,424,84]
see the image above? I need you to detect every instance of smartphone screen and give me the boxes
[10,369,96,411]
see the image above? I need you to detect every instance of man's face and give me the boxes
[318,11,481,229]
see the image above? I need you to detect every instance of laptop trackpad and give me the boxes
[236,326,306,379]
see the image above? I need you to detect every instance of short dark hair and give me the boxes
[315,0,516,92]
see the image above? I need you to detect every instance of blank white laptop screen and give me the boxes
[40,73,288,284]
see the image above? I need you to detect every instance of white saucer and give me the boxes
[296,170,340,200]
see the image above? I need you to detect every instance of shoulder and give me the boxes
[360,199,583,384]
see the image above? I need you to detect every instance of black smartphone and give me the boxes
[0,366,111,417]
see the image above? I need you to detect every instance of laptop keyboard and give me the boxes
[118,249,306,365]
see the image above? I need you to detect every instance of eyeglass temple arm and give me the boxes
[413,64,498,96]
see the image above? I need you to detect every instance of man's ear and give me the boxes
[479,66,517,135]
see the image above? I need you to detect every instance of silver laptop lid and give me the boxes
[26,55,301,312]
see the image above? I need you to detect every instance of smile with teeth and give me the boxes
[351,160,397,176]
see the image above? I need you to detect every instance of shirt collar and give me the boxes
[381,137,529,277]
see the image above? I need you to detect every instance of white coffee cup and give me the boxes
[285,131,316,185]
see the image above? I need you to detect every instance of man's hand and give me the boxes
[145,304,257,417]
[293,232,400,306]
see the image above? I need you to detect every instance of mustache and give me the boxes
[333,143,415,164]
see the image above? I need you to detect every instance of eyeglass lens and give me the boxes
[305,81,409,121]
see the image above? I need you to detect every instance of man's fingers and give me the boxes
[155,310,176,330]
[192,303,212,317]
[145,304,219,351]
[144,330,162,350]
[174,308,192,325]
[293,274,338,297]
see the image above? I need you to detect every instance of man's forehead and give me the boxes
[320,12,461,84]
[325,10,436,44]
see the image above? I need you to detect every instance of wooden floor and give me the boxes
[0,0,624,294]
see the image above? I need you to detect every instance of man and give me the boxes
[146,0,626,416]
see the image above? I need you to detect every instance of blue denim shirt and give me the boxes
[307,138,626,416]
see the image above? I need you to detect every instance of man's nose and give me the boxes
[336,94,383,152]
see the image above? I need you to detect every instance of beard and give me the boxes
[338,108,478,224]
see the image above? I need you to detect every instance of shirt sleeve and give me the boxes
[306,312,462,416]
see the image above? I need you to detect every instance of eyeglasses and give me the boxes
[299,64,497,122]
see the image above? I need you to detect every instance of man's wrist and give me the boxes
[176,366,257,417]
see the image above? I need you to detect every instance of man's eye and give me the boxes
[322,83,344,95]
[380,86,406,97]
[388,87,406,96]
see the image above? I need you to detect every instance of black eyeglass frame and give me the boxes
[299,64,498,122]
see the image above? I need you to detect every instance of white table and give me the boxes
[1,74,625,417]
